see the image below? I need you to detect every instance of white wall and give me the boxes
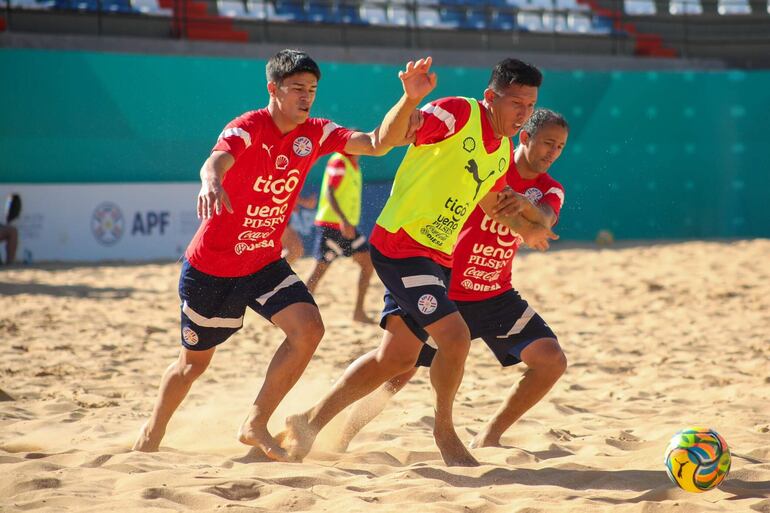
[0,183,201,263]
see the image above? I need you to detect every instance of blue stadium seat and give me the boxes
[489,8,516,29]
[591,15,613,32]
[542,11,567,30]
[9,0,56,9]
[438,6,464,27]
[101,0,134,11]
[566,11,592,31]
[360,3,388,24]
[463,7,488,29]
[624,0,656,15]
[388,4,411,25]
[337,2,363,23]
[306,1,336,23]
[131,0,172,15]
[272,0,305,21]
[517,10,542,30]
[669,0,703,14]
[718,0,751,14]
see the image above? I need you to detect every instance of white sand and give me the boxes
[1,239,768,512]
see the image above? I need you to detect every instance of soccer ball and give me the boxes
[664,427,731,493]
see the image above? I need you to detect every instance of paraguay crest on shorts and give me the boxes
[182,327,199,346]
[417,294,438,315]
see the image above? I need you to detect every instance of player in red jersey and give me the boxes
[331,109,570,452]
[279,60,560,467]
[132,50,435,461]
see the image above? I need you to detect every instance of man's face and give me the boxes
[522,124,569,174]
[485,83,538,138]
[269,72,318,125]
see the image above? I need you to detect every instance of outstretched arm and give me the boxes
[344,58,436,156]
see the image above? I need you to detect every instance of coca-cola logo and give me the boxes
[238,230,270,241]
[462,266,501,282]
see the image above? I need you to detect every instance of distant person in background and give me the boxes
[0,193,21,265]
[306,151,375,324]
[281,194,318,264]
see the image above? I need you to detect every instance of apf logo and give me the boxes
[253,169,301,205]
[293,136,313,157]
[91,202,124,246]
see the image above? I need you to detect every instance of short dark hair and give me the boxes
[488,58,542,92]
[266,49,321,84]
[521,108,569,139]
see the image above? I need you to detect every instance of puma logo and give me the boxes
[465,159,496,200]
[675,459,688,478]
[262,143,274,158]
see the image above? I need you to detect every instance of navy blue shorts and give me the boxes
[371,245,458,339]
[178,258,316,351]
[313,225,369,264]
[416,289,556,367]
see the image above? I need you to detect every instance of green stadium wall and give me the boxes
[2,48,769,240]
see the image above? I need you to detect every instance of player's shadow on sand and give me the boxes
[0,281,136,298]
[409,467,770,501]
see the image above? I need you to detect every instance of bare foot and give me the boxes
[469,432,502,449]
[280,413,318,462]
[238,421,291,462]
[353,311,376,324]
[132,421,163,452]
[435,429,480,467]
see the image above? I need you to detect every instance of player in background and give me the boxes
[281,194,317,264]
[305,151,376,323]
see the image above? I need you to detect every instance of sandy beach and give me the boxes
[1,239,769,512]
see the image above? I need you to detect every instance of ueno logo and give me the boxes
[253,169,301,204]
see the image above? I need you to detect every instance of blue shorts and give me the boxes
[178,258,316,351]
[371,245,458,338]
[313,225,369,264]
[416,289,556,367]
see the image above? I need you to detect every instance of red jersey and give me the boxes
[449,162,565,302]
[185,109,352,277]
[370,97,509,267]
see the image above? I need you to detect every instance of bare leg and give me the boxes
[332,367,418,452]
[133,347,215,452]
[351,252,375,324]
[281,226,304,265]
[238,302,324,462]
[424,312,478,467]
[280,315,422,461]
[305,260,330,294]
[0,225,18,265]
[471,338,567,448]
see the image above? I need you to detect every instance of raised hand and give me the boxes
[399,57,437,102]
